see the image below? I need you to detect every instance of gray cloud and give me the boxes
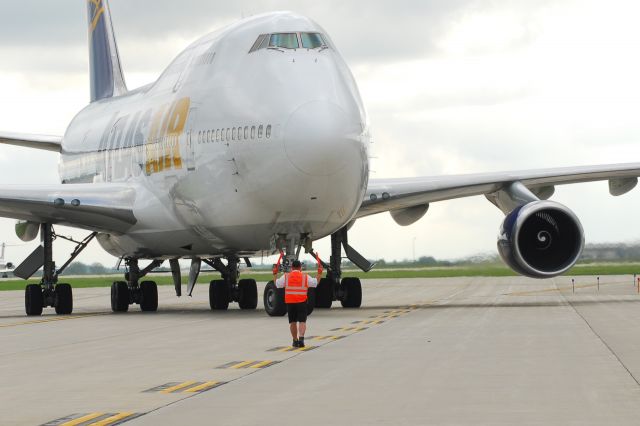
[0,1,521,65]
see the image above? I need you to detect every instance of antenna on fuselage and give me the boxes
[86,0,128,102]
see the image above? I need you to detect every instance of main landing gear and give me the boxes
[204,257,258,311]
[16,224,97,316]
[110,258,163,312]
[313,227,366,309]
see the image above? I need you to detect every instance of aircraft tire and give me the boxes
[111,281,129,312]
[25,284,43,316]
[54,283,73,315]
[315,278,333,308]
[306,287,315,315]
[238,279,258,309]
[209,279,229,310]
[340,277,362,308]
[140,281,158,312]
[263,281,286,317]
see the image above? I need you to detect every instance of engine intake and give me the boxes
[497,201,584,278]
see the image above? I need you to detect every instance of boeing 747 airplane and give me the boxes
[1,1,639,316]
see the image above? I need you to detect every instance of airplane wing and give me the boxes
[358,163,640,219]
[0,132,62,152]
[0,183,137,234]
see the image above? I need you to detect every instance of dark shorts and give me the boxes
[287,302,308,324]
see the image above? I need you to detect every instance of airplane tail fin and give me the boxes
[87,0,128,102]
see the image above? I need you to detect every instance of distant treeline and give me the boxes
[54,243,640,276]
[62,262,119,275]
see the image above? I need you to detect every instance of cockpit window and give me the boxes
[269,33,299,49]
[249,32,330,53]
[249,34,268,53]
[301,33,325,49]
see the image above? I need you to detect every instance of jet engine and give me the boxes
[15,220,39,242]
[497,200,584,278]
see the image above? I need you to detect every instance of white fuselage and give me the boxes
[61,12,370,259]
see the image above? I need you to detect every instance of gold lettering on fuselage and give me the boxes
[96,97,190,180]
[144,97,190,175]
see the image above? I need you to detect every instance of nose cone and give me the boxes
[284,101,363,176]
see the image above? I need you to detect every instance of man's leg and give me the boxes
[287,304,299,347]
[298,322,306,339]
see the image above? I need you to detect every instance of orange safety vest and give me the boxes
[284,270,309,304]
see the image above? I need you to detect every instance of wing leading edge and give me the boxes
[359,163,640,218]
[0,132,62,152]
[0,183,136,234]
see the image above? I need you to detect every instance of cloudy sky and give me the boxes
[1,0,640,269]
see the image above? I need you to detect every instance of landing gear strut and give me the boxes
[204,257,257,311]
[111,258,162,312]
[314,226,369,309]
[20,224,97,316]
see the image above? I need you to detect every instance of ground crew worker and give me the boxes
[275,260,321,348]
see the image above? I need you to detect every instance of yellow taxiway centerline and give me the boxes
[60,412,105,426]
[89,412,135,426]
[184,381,219,393]
[160,381,198,394]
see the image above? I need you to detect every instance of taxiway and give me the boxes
[2,276,640,425]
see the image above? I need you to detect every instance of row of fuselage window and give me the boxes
[197,124,272,144]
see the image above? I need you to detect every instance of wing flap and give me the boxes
[359,163,640,218]
[0,183,136,233]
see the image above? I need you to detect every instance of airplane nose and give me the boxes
[284,100,362,176]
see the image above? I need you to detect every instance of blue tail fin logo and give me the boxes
[87,0,127,102]
[89,0,105,33]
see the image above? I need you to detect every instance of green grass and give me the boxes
[2,262,640,291]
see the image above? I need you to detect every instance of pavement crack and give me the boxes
[556,281,640,389]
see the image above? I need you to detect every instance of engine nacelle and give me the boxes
[15,220,39,242]
[497,201,584,278]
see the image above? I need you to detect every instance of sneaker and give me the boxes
[292,339,300,348]
[298,337,305,348]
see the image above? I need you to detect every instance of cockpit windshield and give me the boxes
[301,33,325,49]
[249,32,328,53]
[269,33,299,49]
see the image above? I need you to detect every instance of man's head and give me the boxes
[292,260,302,270]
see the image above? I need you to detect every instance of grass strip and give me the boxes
[2,263,640,291]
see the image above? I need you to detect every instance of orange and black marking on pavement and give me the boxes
[383,309,413,314]
[330,326,368,332]
[267,345,318,352]
[143,381,225,394]
[352,319,385,325]
[307,335,345,341]
[42,412,143,426]
[217,360,280,369]
[0,313,108,329]
[370,313,401,319]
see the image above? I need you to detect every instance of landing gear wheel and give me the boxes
[25,284,43,316]
[263,281,286,317]
[315,278,333,308]
[238,279,258,310]
[140,281,158,312]
[306,287,316,315]
[54,283,73,315]
[340,277,362,308]
[209,279,229,310]
[111,281,129,312]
